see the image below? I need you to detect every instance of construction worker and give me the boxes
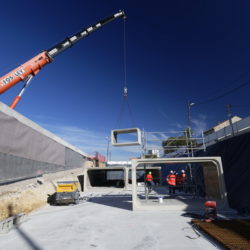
[180,169,187,193]
[176,172,183,192]
[181,170,186,183]
[167,170,176,194]
[145,171,154,192]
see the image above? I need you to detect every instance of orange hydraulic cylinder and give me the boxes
[10,96,21,109]
[0,51,51,94]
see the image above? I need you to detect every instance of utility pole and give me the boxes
[226,104,234,137]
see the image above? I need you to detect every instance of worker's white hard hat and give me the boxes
[181,170,185,173]
[149,171,152,174]
[170,170,174,174]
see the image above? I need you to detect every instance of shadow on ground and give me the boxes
[89,194,132,211]
[8,205,43,250]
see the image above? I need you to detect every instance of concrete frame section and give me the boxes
[127,166,162,186]
[84,167,128,191]
[111,128,142,146]
[132,157,229,211]
[83,166,162,192]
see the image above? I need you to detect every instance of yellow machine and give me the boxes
[55,181,80,205]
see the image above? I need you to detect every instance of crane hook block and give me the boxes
[124,87,127,97]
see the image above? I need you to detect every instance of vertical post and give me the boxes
[202,130,206,152]
[141,130,148,200]
[189,127,194,157]
[226,104,234,136]
[144,163,148,200]
[106,136,110,162]
[184,129,190,157]
[187,101,195,157]
[187,101,195,183]
[141,129,147,157]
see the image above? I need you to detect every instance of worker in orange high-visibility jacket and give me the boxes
[145,171,154,192]
[167,170,176,194]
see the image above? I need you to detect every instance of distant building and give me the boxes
[204,115,250,146]
[106,161,131,167]
[90,152,106,167]
[147,149,160,157]
[204,116,242,136]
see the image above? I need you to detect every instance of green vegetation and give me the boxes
[162,128,197,154]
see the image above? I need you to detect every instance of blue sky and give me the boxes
[1,0,250,160]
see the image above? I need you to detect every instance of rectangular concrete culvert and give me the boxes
[84,167,127,191]
[111,128,142,146]
[131,157,230,212]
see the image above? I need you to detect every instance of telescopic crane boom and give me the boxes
[0,10,126,109]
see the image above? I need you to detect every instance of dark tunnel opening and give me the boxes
[88,169,125,188]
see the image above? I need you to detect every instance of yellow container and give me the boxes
[56,181,78,193]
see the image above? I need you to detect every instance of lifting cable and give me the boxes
[116,17,136,128]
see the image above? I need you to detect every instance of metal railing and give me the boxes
[141,130,206,158]
[136,177,206,201]
[204,116,250,146]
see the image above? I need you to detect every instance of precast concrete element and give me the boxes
[84,167,128,191]
[132,157,229,211]
[83,166,162,192]
[126,166,162,186]
[111,128,142,146]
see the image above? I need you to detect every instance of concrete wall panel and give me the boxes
[0,102,89,183]
[0,111,65,165]
[203,163,221,199]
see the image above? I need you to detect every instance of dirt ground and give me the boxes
[0,168,84,221]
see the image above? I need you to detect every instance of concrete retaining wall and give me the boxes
[0,102,90,184]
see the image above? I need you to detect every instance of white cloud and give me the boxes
[191,114,207,136]
[38,122,142,160]
[158,109,169,120]
[176,123,183,129]
[34,114,207,161]
[41,123,107,153]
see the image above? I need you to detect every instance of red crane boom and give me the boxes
[0,10,125,109]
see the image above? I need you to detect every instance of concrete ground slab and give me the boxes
[135,188,233,212]
[0,191,225,250]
